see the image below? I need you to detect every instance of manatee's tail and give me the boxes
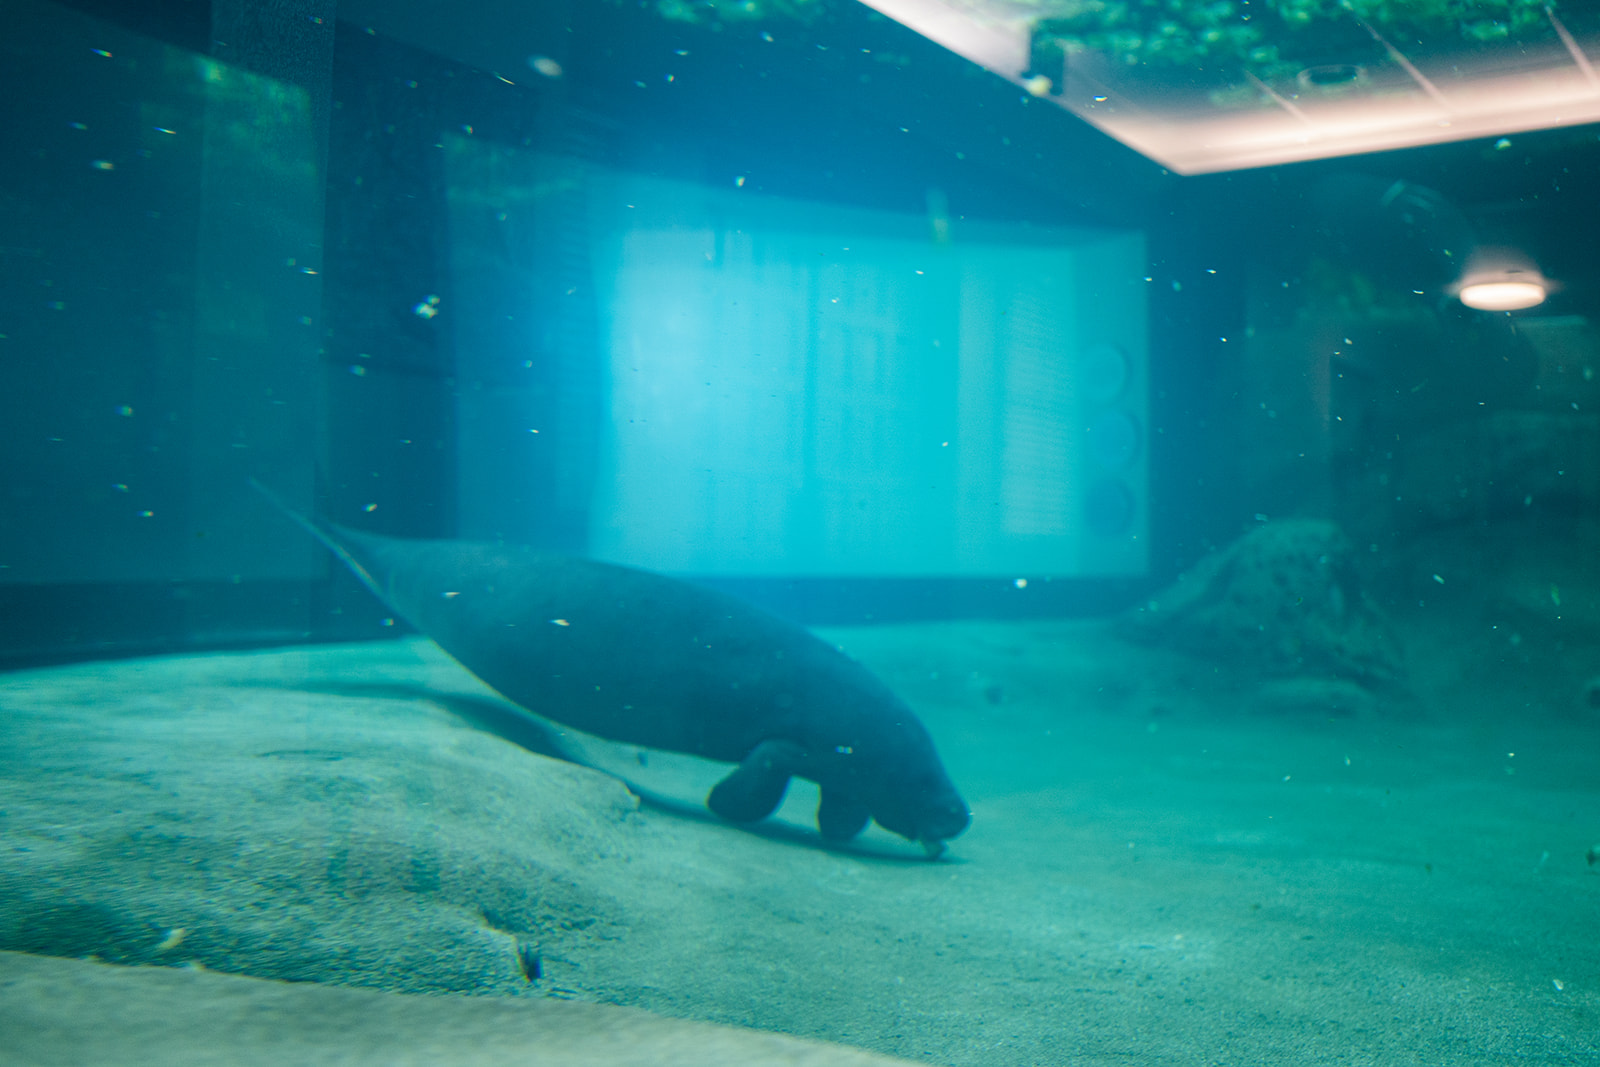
[248,477,385,601]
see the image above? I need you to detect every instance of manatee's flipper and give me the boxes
[816,788,871,841]
[708,739,805,823]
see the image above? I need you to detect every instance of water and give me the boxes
[2,1,1597,1064]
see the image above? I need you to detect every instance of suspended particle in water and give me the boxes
[527,55,562,78]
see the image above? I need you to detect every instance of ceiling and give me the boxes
[861,0,1600,174]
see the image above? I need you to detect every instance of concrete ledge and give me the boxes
[0,951,924,1067]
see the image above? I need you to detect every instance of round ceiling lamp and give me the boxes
[1453,248,1549,312]
[1457,278,1547,311]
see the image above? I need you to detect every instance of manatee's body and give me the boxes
[259,486,969,853]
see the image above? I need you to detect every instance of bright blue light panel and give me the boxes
[587,174,1146,578]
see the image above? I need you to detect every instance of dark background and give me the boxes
[3,0,1594,666]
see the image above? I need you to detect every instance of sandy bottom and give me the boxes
[1,607,1597,1065]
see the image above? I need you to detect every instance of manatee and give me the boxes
[254,482,970,855]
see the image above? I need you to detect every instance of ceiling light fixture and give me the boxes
[1454,249,1550,312]
[1458,278,1548,312]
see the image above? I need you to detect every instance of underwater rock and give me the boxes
[0,646,642,998]
[1254,677,1379,718]
[1119,519,1403,690]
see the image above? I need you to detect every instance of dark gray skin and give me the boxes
[263,490,970,854]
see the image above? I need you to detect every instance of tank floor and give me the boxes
[0,615,1594,1065]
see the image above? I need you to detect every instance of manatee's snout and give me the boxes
[912,798,969,860]
[874,770,970,852]
[918,795,971,853]
[925,797,971,842]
